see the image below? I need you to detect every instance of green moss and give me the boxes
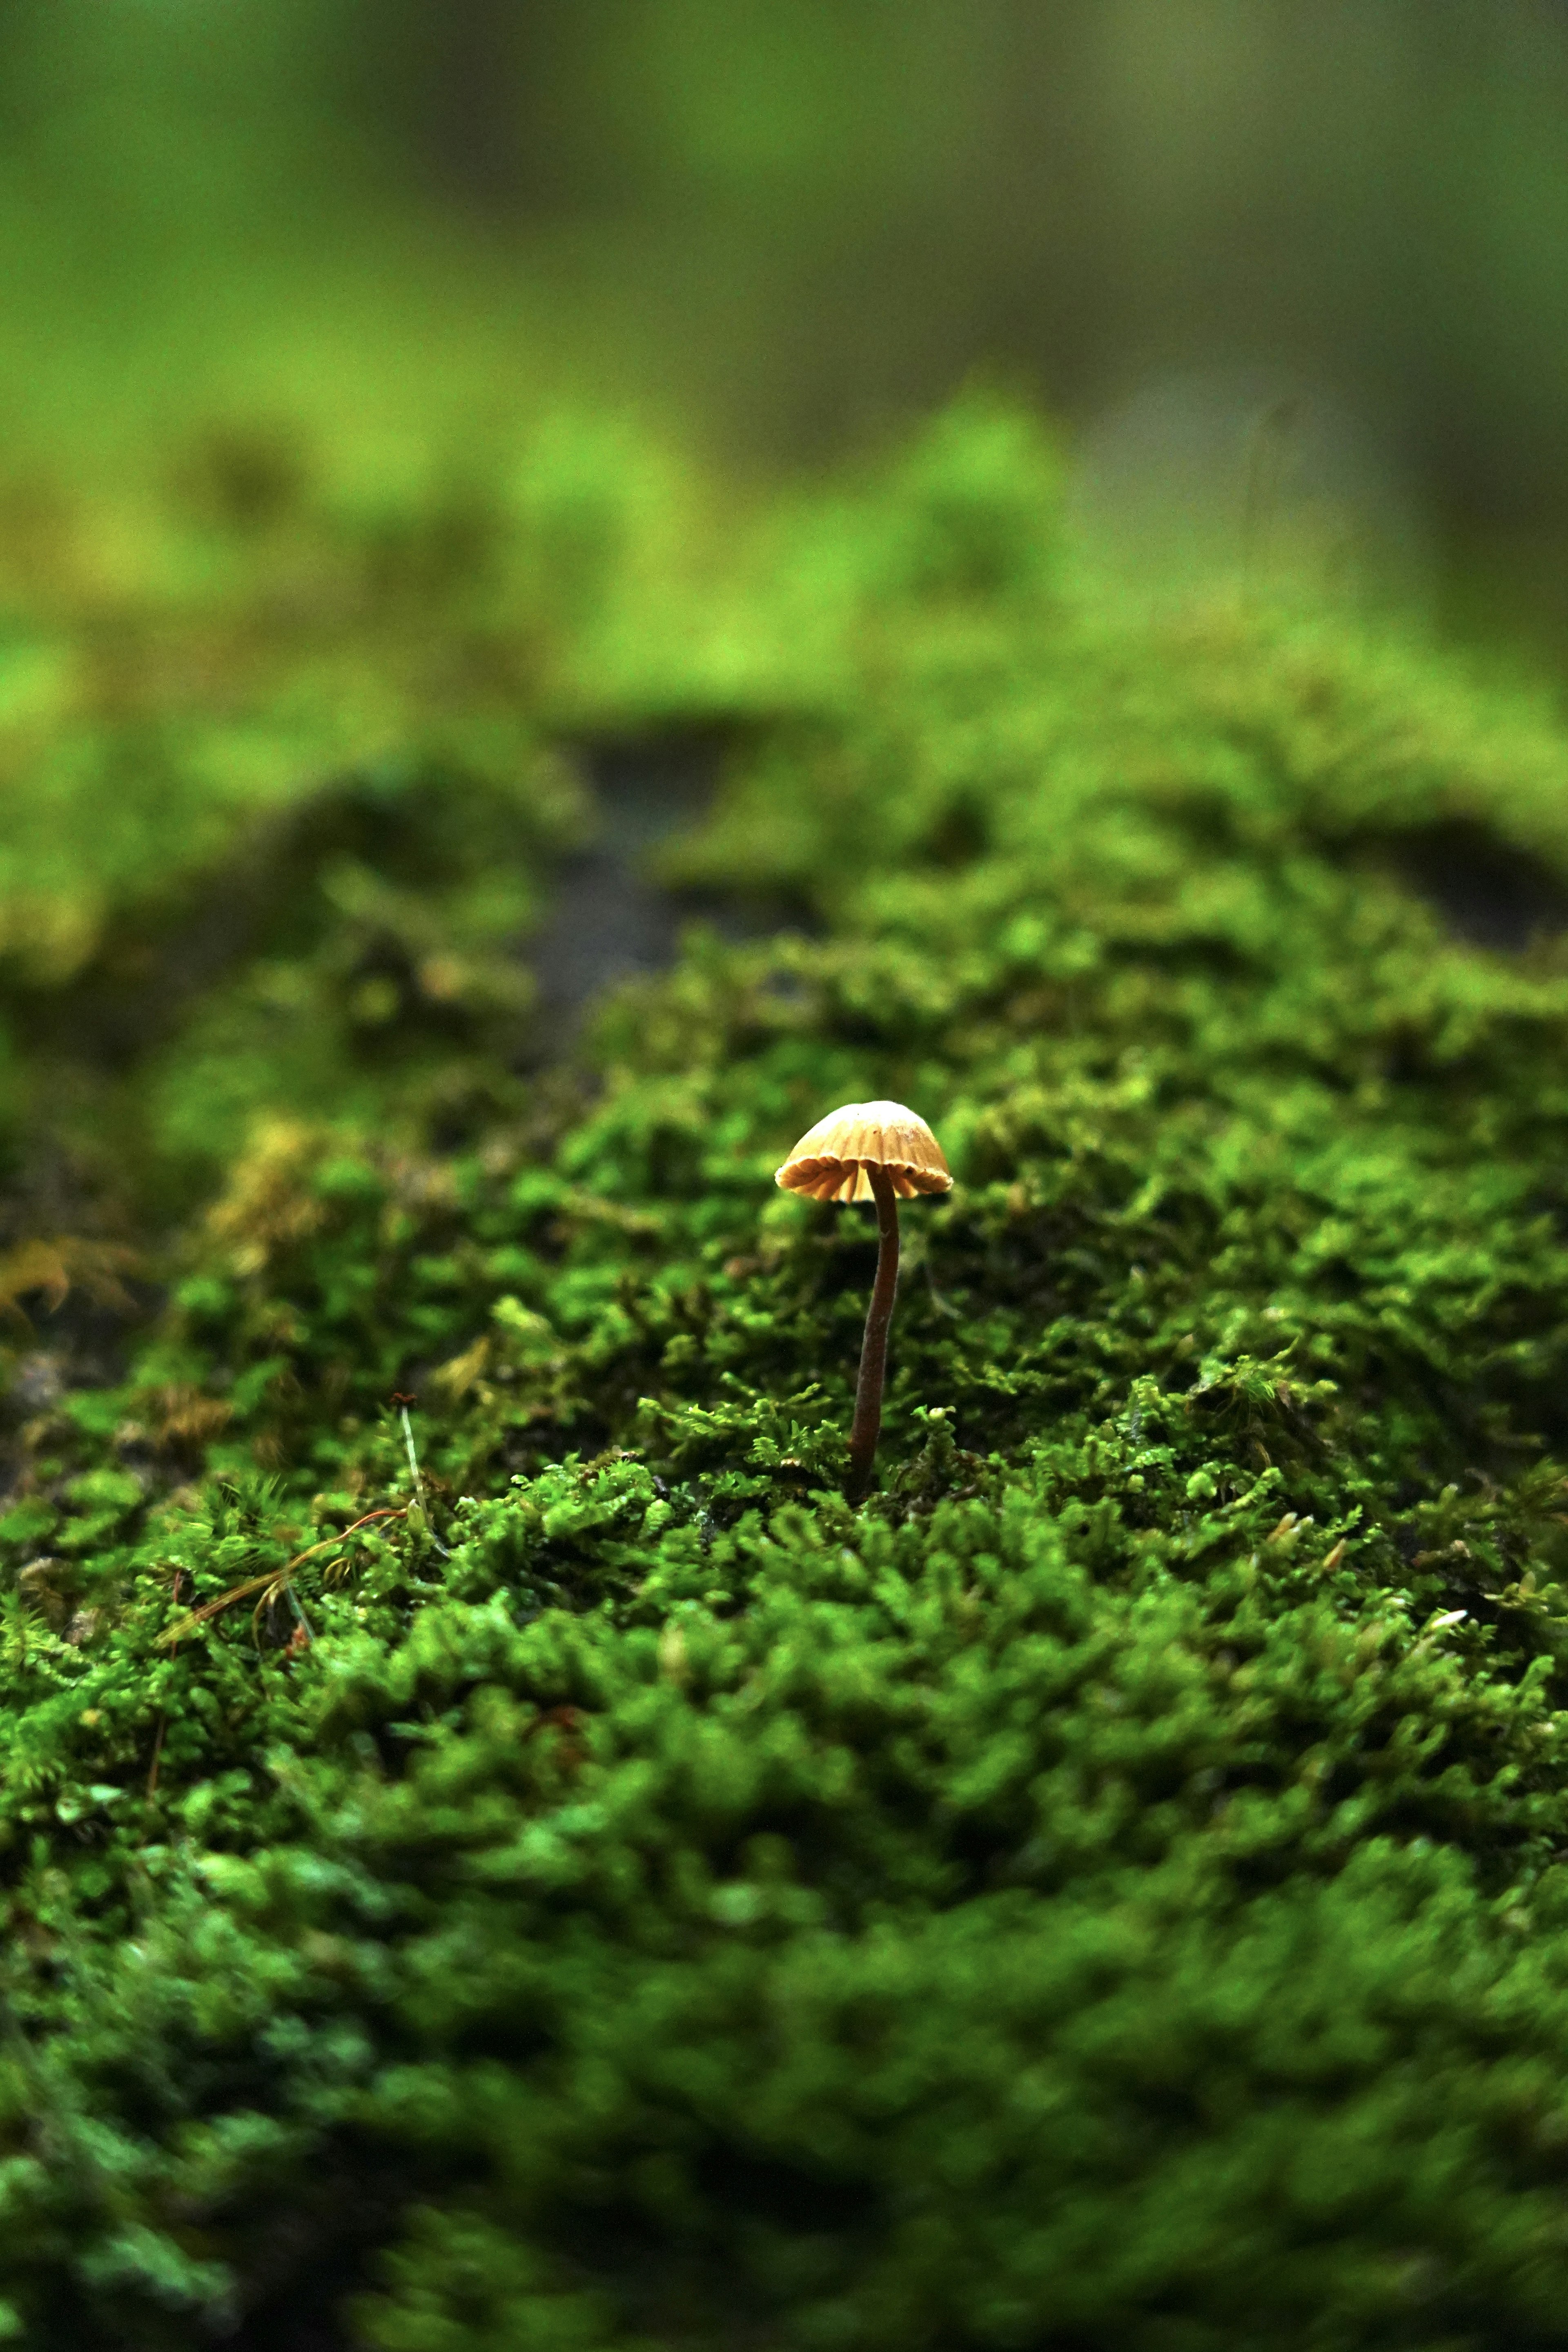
[6,399,1568,2344]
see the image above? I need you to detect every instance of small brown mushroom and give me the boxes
[775,1100,952,1503]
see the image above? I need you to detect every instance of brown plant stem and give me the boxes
[846,1164,900,1504]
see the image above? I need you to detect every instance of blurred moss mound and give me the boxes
[9,398,1568,2348]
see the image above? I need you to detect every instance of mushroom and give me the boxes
[775,1100,952,1503]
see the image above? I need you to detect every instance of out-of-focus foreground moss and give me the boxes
[9,396,1568,2348]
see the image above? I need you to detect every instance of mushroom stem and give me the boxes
[846,1164,900,1503]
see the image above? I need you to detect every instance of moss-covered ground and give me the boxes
[7,398,1568,2346]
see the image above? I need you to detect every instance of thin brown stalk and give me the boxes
[156,1508,407,1647]
[845,1165,900,1505]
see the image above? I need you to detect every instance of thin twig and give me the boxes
[156,1508,407,1646]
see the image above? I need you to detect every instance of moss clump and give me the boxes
[8,396,1568,2346]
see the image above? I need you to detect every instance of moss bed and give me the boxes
[8,399,1568,2346]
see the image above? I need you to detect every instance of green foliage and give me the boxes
[8,398,1568,2343]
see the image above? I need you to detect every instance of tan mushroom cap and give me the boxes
[775,1100,953,1205]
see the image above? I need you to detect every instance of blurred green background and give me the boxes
[4,0,1568,655]
[8,0,1568,1260]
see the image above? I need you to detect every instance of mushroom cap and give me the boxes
[775,1100,953,1204]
